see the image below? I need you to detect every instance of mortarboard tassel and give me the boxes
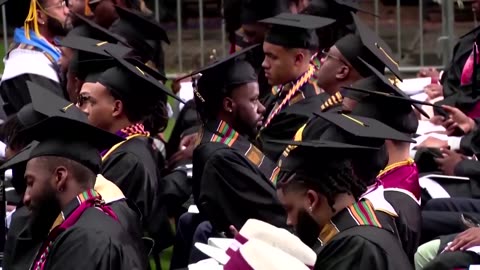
[84,0,92,16]
[24,0,41,40]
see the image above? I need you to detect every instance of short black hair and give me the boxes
[39,156,96,187]
[109,89,164,124]
[277,159,366,212]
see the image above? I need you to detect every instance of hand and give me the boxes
[441,105,475,135]
[424,84,443,100]
[430,115,446,126]
[434,148,466,176]
[168,143,195,169]
[417,137,448,148]
[229,225,239,237]
[418,67,440,81]
[447,227,480,251]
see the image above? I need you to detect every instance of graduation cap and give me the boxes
[126,57,167,82]
[261,13,335,50]
[335,14,401,80]
[240,0,286,25]
[270,139,379,173]
[314,112,415,143]
[18,116,123,174]
[70,12,129,45]
[0,141,39,195]
[332,0,377,16]
[109,5,169,61]
[177,44,261,106]
[98,48,183,105]
[347,58,429,118]
[59,35,132,82]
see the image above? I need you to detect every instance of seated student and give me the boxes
[255,13,335,161]
[192,45,287,231]
[6,115,145,269]
[275,139,412,269]
[170,45,288,269]
[0,0,69,116]
[288,12,405,146]
[0,82,146,270]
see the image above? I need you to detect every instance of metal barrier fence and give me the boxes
[0,0,477,77]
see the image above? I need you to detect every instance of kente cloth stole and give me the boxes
[262,65,316,129]
[32,189,118,270]
[320,91,343,111]
[101,123,150,160]
[319,199,383,246]
[201,120,280,185]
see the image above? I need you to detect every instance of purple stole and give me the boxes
[377,159,421,204]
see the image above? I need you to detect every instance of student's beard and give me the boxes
[29,188,61,239]
[47,16,69,37]
[295,209,321,248]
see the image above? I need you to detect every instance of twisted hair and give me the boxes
[0,114,29,152]
[143,99,169,134]
[276,160,366,212]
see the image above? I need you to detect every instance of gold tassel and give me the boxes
[24,0,41,40]
[84,0,92,16]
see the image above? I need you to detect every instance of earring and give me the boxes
[39,20,45,25]
[228,109,233,113]
[309,206,313,213]
[58,187,64,192]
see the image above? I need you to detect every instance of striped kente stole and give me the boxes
[201,120,280,185]
[320,91,343,112]
[32,189,118,270]
[318,199,382,246]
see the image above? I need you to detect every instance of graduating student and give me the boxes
[255,13,335,161]
[77,50,180,251]
[1,82,146,270]
[10,115,144,270]
[191,45,287,232]
[0,0,69,116]
[274,139,412,270]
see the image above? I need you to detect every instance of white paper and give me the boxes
[208,238,234,251]
[188,205,200,214]
[396,77,432,96]
[194,243,230,265]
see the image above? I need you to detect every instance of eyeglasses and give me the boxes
[45,0,66,10]
[321,49,350,66]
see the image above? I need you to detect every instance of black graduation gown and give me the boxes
[101,136,174,251]
[166,99,201,159]
[0,74,64,117]
[192,120,287,233]
[384,190,421,263]
[3,198,145,270]
[43,207,145,270]
[256,82,326,162]
[441,25,480,98]
[314,199,412,270]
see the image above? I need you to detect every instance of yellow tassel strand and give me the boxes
[24,0,41,40]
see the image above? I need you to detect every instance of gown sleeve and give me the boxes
[197,149,287,233]
[47,227,144,270]
[315,235,389,270]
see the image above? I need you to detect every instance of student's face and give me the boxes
[23,158,59,216]
[43,0,70,35]
[77,82,116,131]
[277,188,321,248]
[227,82,265,137]
[316,45,350,95]
[262,42,298,86]
[68,0,86,14]
[242,23,267,45]
[91,0,118,28]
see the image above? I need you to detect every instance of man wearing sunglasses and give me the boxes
[0,0,69,117]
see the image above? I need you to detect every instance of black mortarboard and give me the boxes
[261,13,335,50]
[345,58,429,119]
[70,12,129,45]
[18,116,123,174]
[98,49,183,106]
[110,6,169,61]
[271,139,379,173]
[126,57,167,82]
[59,35,132,82]
[335,14,401,80]
[240,0,286,25]
[0,141,38,195]
[179,44,261,106]
[314,112,415,143]
[332,0,377,16]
